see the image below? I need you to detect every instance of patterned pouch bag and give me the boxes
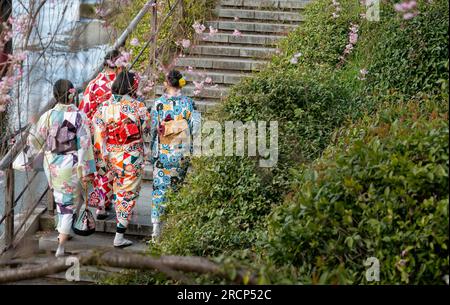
[73,190,96,236]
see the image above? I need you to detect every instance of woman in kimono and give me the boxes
[92,71,151,248]
[28,79,96,257]
[79,50,121,219]
[149,70,194,242]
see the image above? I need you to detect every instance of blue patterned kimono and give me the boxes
[149,92,194,224]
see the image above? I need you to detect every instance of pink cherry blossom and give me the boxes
[130,38,140,46]
[349,32,358,44]
[394,1,419,19]
[193,22,206,34]
[181,39,191,48]
[289,57,298,64]
[337,23,359,66]
[403,12,418,19]
[95,7,107,17]
[209,26,218,36]
[193,81,204,90]
[114,51,131,68]
[8,14,30,36]
[193,81,205,96]
[331,0,341,18]
[204,77,212,84]
[289,52,302,64]
[358,68,368,80]
[233,29,242,36]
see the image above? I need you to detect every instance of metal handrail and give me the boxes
[0,171,39,226]
[130,0,183,70]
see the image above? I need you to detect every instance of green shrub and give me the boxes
[271,0,361,70]
[268,101,449,284]
[159,156,281,256]
[158,0,449,266]
[112,0,450,285]
[359,0,449,100]
[159,69,354,256]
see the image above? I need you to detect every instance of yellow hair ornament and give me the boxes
[178,78,186,88]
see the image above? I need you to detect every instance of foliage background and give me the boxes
[110,0,216,71]
[106,0,449,284]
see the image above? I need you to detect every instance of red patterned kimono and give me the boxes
[79,70,116,211]
[92,94,151,232]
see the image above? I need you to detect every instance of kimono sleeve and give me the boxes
[149,101,159,160]
[78,85,92,117]
[138,101,152,157]
[76,112,96,178]
[185,98,196,152]
[27,110,51,157]
[190,100,201,137]
[92,107,108,175]
[138,101,151,136]
[185,98,195,132]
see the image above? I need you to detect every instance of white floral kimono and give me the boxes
[28,103,96,234]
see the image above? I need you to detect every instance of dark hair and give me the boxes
[103,49,120,68]
[53,79,75,104]
[112,70,137,96]
[166,70,183,88]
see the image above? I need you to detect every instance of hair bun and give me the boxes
[167,70,184,88]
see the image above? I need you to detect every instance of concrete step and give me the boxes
[37,231,149,254]
[206,20,297,34]
[197,32,282,45]
[190,44,276,59]
[156,84,230,100]
[182,69,250,85]
[194,100,221,113]
[214,8,304,22]
[143,163,153,180]
[220,0,310,10]
[40,211,153,237]
[39,180,154,237]
[176,56,266,72]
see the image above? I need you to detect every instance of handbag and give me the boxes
[72,189,96,236]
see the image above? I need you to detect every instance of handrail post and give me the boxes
[150,0,158,71]
[179,0,185,19]
[4,164,15,249]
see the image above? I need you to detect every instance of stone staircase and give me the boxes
[12,180,155,284]
[155,0,311,113]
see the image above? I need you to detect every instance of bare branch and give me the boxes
[0,250,259,285]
